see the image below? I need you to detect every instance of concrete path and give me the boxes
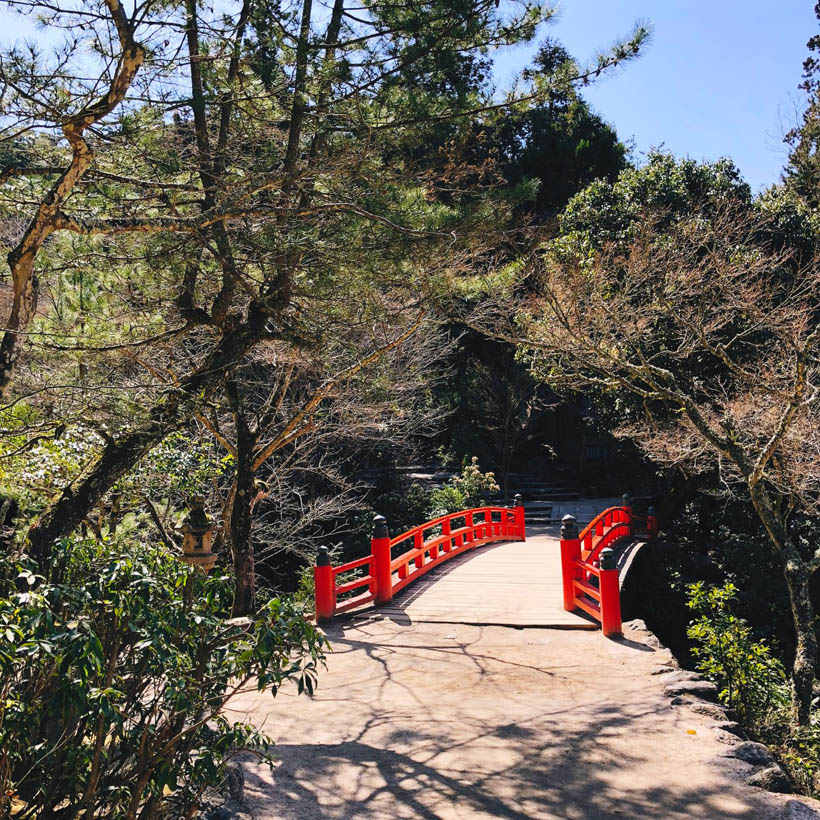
[232,619,820,819]
[228,498,820,819]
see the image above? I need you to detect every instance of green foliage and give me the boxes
[452,456,500,507]
[362,479,433,546]
[0,415,104,516]
[557,151,752,251]
[127,430,232,506]
[294,562,316,610]
[429,457,499,516]
[686,582,788,725]
[492,96,628,219]
[0,537,326,819]
[428,485,467,517]
[686,581,820,797]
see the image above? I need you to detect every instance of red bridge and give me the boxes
[313,495,657,636]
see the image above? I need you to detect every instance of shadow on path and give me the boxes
[235,620,820,820]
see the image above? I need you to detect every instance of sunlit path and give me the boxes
[228,496,820,820]
[232,618,820,820]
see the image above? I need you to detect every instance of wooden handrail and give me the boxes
[314,503,526,621]
[559,498,641,638]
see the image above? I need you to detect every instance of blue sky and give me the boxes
[4,1,816,192]
[495,1,818,192]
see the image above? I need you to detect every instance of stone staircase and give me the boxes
[489,472,582,526]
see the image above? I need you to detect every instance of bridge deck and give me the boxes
[377,532,595,628]
[373,497,622,629]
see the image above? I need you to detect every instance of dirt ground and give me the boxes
[228,615,820,819]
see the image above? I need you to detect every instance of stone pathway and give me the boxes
[227,501,820,819]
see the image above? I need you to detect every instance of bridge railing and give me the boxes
[314,497,526,622]
[559,494,657,638]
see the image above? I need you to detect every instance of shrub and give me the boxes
[451,457,500,508]
[428,485,467,517]
[686,581,788,725]
[0,537,326,819]
[684,582,820,795]
[428,457,500,517]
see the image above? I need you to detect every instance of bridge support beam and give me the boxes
[314,546,336,622]
[560,515,581,612]
[514,494,525,541]
[372,515,393,605]
[599,548,623,639]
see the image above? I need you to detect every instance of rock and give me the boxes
[712,720,746,739]
[730,741,775,766]
[203,808,232,820]
[747,764,791,793]
[671,696,738,722]
[642,632,666,650]
[786,798,820,818]
[651,665,677,675]
[225,764,245,801]
[624,619,648,632]
[664,670,703,683]
[664,680,719,700]
[713,728,743,746]
[201,802,252,820]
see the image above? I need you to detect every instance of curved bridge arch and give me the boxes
[314,499,656,636]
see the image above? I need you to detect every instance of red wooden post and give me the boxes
[371,515,393,605]
[514,494,526,541]
[465,511,474,545]
[560,515,581,612]
[454,518,464,549]
[414,530,424,568]
[647,505,658,541]
[622,493,632,538]
[599,547,622,638]
[314,546,335,622]
[441,517,451,553]
[484,509,492,539]
[430,526,440,559]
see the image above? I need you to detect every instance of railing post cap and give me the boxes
[600,547,617,570]
[316,545,331,567]
[648,505,656,515]
[560,514,578,540]
[513,493,523,506]
[372,514,389,539]
[622,493,632,506]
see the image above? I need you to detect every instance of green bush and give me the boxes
[686,581,788,725]
[428,485,467,517]
[428,457,500,517]
[451,457,500,508]
[0,537,326,819]
[685,582,820,795]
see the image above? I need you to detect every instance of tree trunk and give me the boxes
[784,556,818,728]
[0,272,39,399]
[27,321,263,564]
[225,378,256,616]
[750,485,817,728]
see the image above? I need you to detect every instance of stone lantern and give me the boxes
[180,495,216,572]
